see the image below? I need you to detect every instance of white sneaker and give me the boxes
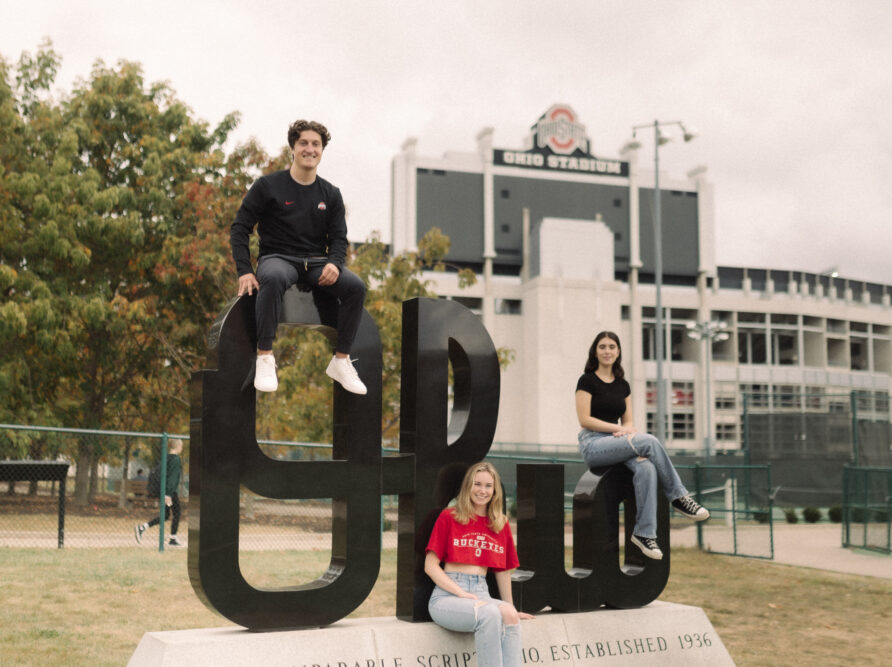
[254,354,278,392]
[325,356,367,395]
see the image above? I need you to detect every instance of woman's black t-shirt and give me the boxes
[575,373,631,424]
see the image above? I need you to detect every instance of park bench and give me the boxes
[126,479,155,508]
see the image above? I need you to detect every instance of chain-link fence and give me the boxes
[0,424,401,559]
[0,425,189,550]
[4,424,774,565]
[842,465,892,554]
[743,390,892,508]
[677,464,774,559]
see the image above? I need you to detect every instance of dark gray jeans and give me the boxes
[255,255,366,354]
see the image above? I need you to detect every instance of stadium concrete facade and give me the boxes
[390,104,892,459]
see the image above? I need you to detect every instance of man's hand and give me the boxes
[238,273,260,296]
[318,262,340,286]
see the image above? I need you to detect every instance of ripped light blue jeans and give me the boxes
[578,429,689,538]
[428,572,520,667]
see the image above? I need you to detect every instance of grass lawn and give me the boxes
[0,546,889,666]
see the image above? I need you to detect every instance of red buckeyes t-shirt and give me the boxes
[425,508,520,572]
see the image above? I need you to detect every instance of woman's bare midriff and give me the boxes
[444,562,488,576]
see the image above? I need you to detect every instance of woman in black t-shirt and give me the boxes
[575,331,709,560]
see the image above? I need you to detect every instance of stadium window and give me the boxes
[716,423,737,441]
[738,330,767,364]
[494,298,522,315]
[715,384,737,411]
[875,392,890,415]
[775,385,801,409]
[771,332,798,365]
[850,338,868,370]
[672,382,695,407]
[741,383,770,408]
[642,324,656,360]
[671,413,695,440]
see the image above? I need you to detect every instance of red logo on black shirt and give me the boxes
[285,200,294,205]
[317,202,326,211]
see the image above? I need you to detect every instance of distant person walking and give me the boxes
[134,439,185,547]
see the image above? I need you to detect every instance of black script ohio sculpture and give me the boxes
[189,294,669,631]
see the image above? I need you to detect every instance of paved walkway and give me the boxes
[671,522,891,579]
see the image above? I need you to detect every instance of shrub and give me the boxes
[802,507,821,523]
[828,506,842,523]
[753,509,770,524]
[784,508,798,524]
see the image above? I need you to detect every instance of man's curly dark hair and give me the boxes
[287,120,331,149]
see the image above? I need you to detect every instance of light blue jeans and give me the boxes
[578,429,689,538]
[428,572,521,667]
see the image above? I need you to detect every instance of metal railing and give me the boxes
[3,424,775,562]
[842,465,892,554]
[677,463,774,559]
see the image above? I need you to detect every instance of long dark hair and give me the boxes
[584,331,625,380]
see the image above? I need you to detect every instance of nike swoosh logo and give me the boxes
[285,200,294,205]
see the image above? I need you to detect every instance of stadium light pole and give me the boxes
[686,320,730,460]
[629,120,697,444]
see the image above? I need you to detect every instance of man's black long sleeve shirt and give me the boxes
[230,170,349,277]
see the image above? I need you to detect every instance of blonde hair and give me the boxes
[452,461,507,532]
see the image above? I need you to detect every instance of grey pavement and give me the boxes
[671,522,891,579]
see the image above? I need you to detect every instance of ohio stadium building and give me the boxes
[389,105,892,478]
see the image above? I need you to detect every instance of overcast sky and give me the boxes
[4,0,891,284]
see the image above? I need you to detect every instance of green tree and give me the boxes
[0,43,242,503]
[0,42,73,440]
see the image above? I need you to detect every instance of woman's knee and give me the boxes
[476,601,502,627]
[500,603,520,626]
[632,433,662,454]
[629,457,656,481]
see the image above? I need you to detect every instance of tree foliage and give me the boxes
[0,42,512,499]
[0,42,249,502]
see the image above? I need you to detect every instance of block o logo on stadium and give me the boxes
[534,104,590,155]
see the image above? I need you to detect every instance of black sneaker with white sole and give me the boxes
[630,534,664,560]
[672,495,710,521]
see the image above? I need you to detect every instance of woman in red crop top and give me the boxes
[425,461,533,666]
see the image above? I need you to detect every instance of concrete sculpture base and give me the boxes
[130,601,734,666]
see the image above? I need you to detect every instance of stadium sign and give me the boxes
[494,104,628,177]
